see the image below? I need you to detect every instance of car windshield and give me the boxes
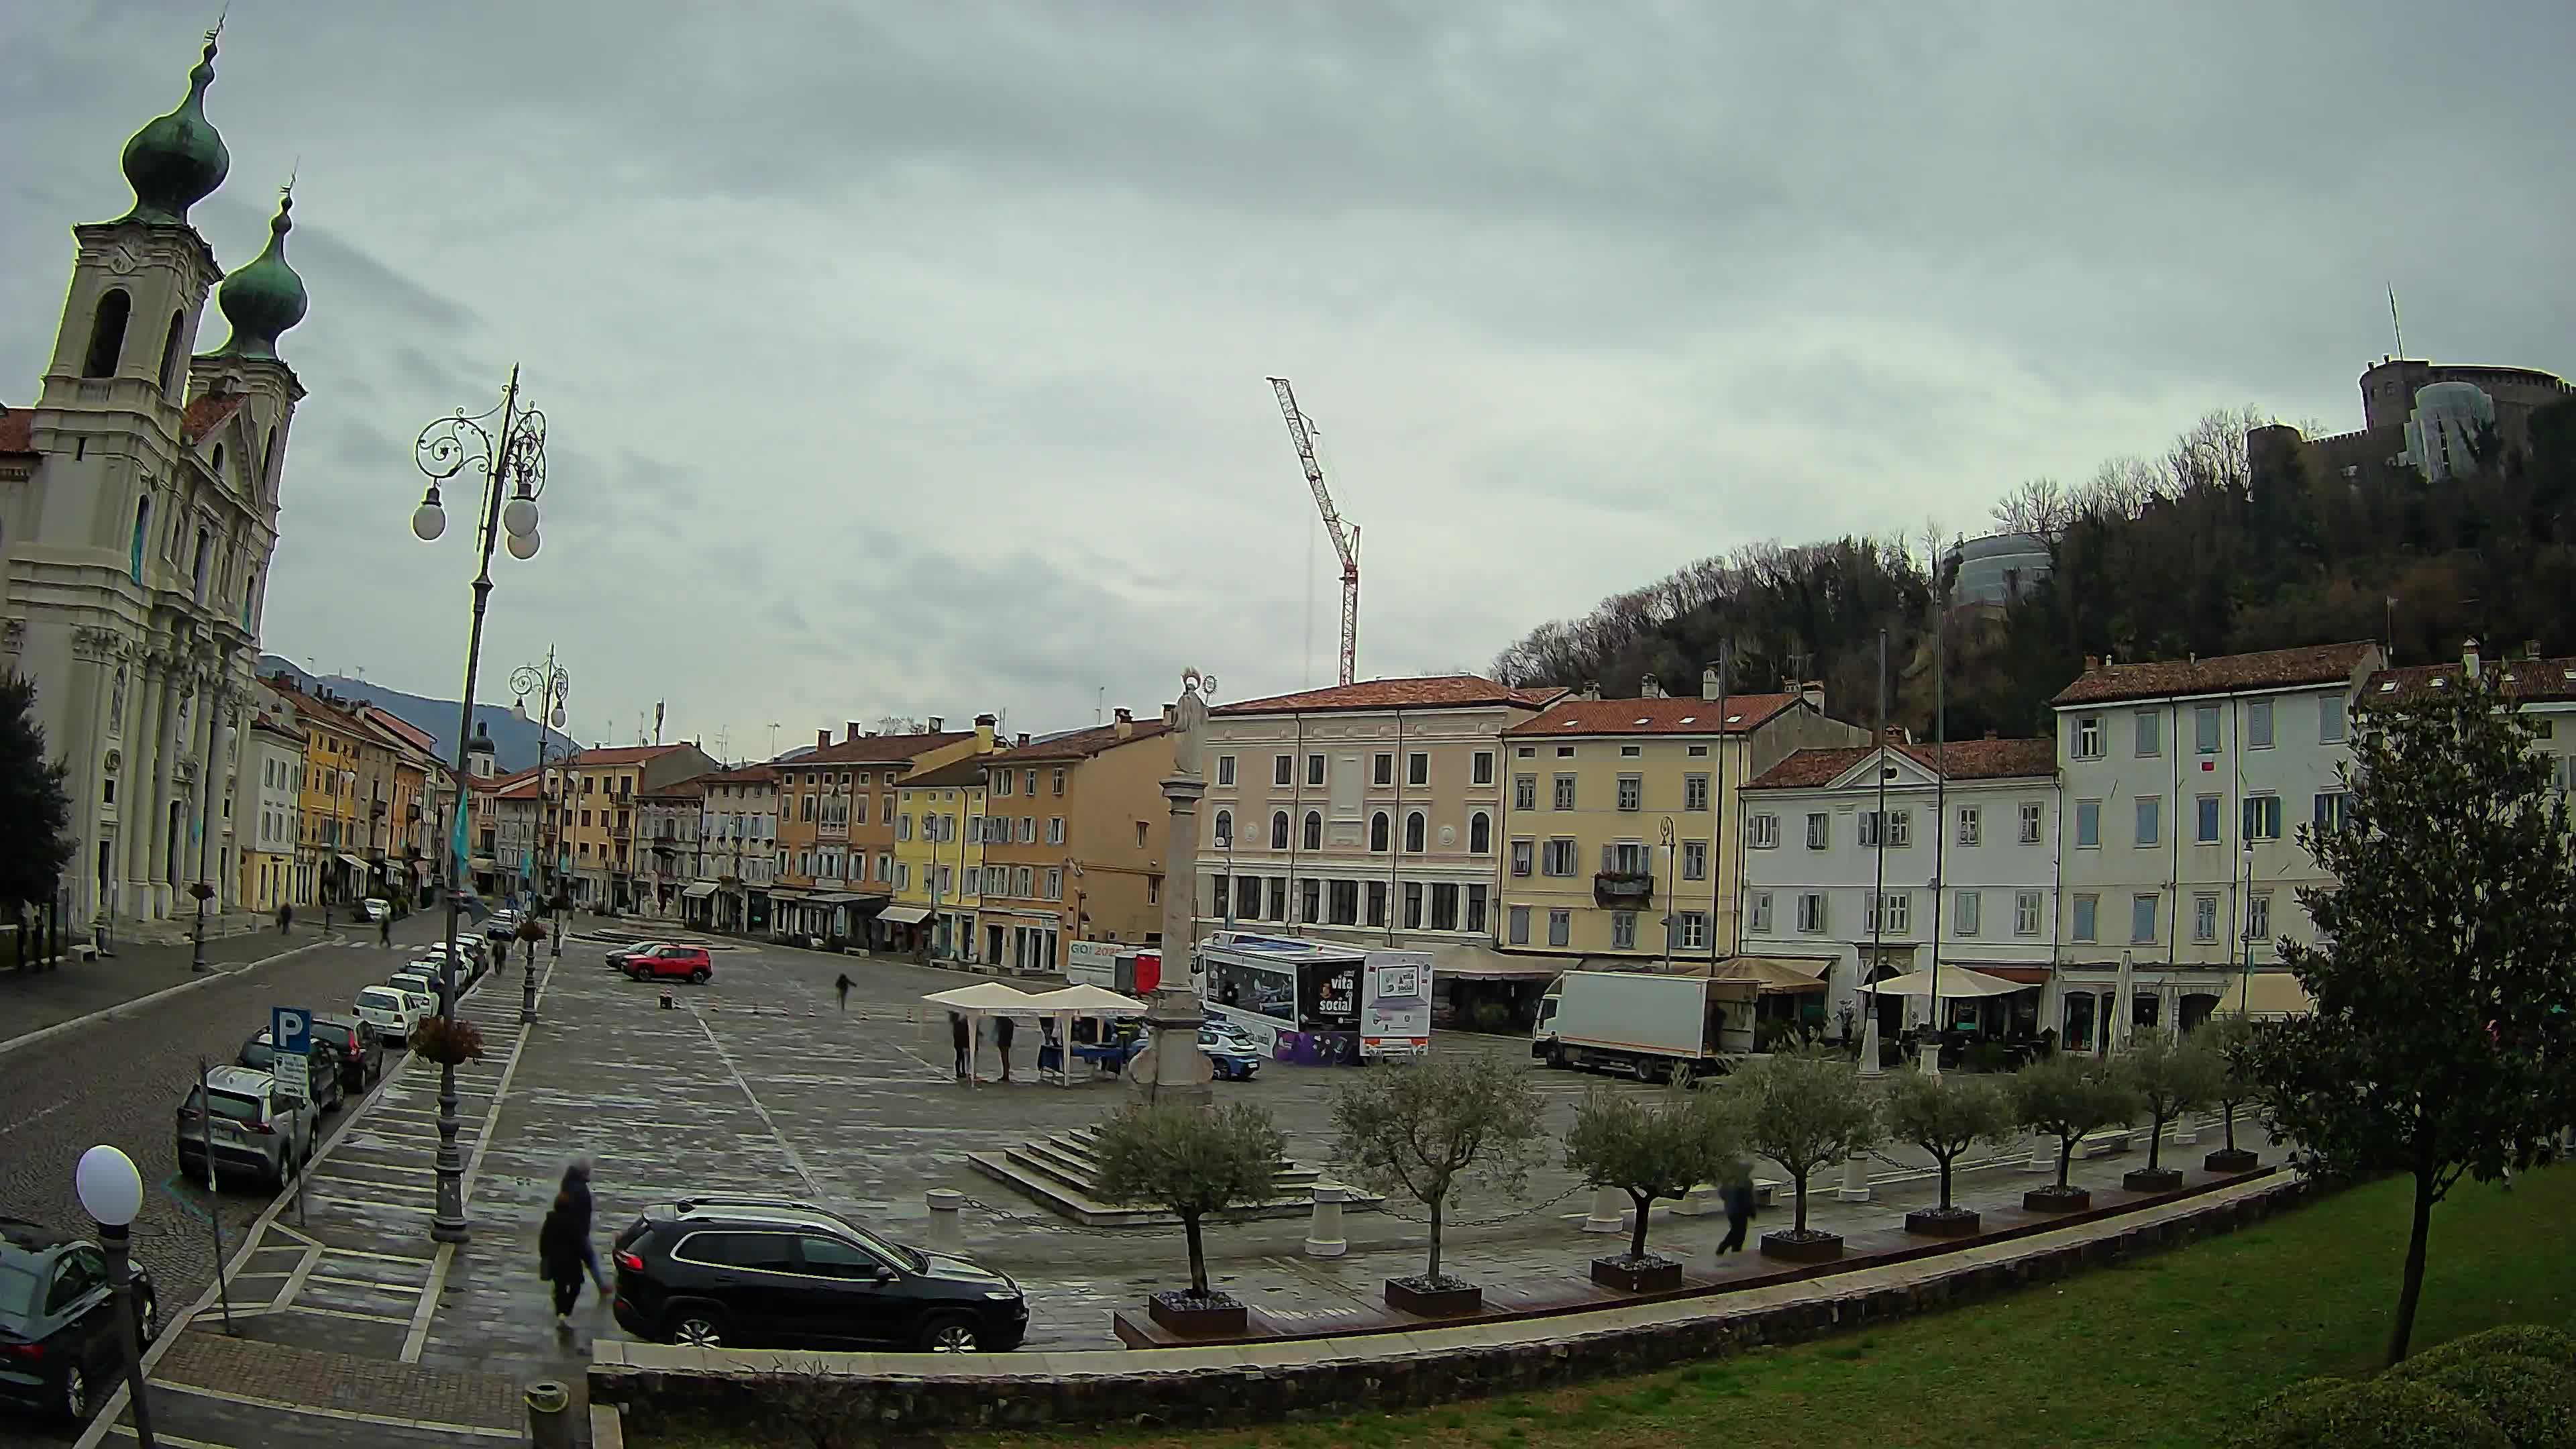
[0,1250,43,1326]
[844,1223,924,1273]
[184,1087,263,1122]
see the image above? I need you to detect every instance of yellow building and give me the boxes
[1496,682,1863,965]
[554,743,718,911]
[263,678,368,905]
[976,709,1174,971]
[769,716,995,947]
[889,755,992,961]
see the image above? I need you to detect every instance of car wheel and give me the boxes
[689,967,710,983]
[60,1363,89,1421]
[665,1307,727,1347]
[918,1311,981,1353]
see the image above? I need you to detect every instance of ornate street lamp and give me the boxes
[74,1145,154,1447]
[510,651,570,1024]
[411,368,547,1244]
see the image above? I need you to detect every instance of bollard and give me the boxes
[1834,1153,1872,1203]
[926,1189,965,1254]
[525,1381,574,1449]
[1581,1186,1626,1234]
[2174,1116,2199,1147]
[1303,1183,1349,1257]
[2021,1136,2052,1173]
[658,987,674,1010]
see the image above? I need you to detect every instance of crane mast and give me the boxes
[1268,376,1360,687]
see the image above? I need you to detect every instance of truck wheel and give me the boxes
[1631,1057,1657,1083]
[1544,1046,1566,1070]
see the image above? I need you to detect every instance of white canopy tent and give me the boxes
[922,983,1044,1086]
[922,982,1150,1087]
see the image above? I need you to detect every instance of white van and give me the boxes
[354,985,419,1044]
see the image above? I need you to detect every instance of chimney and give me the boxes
[1701,666,1721,701]
[1016,733,1030,747]
[2462,637,2481,678]
[1984,729,1998,740]
[2084,655,2101,673]
[1799,680,1825,714]
[846,721,863,741]
[1579,681,1602,702]
[1114,706,1134,739]
[1163,703,1177,727]
[973,713,995,749]
[1640,674,1664,698]
[926,716,944,733]
[816,728,831,751]
[2526,639,2544,660]
[1885,725,1907,744]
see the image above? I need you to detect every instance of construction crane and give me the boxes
[1268,376,1360,687]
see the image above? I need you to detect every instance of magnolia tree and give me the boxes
[1093,1101,1284,1303]
[2240,673,2576,1365]
[0,678,73,953]
[2011,1053,2140,1199]
[1881,1067,2016,1219]
[1563,1081,1743,1265]
[2118,1033,2226,1178]
[1725,1042,1879,1241]
[1332,1055,1544,1289]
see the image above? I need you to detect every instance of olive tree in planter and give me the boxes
[1092,1100,1284,1337]
[2010,1053,2141,1212]
[1562,1079,1743,1291]
[1882,1066,2016,1236]
[2116,1033,2225,1191]
[2199,1016,2265,1173]
[1331,1055,1544,1316]
[1726,1042,1880,1263]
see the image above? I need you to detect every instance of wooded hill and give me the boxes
[1490,399,2576,740]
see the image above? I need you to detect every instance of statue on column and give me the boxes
[1126,667,1218,1109]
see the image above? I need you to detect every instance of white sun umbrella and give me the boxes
[1020,984,1150,1087]
[922,982,1047,1085]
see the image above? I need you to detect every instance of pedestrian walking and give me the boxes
[378,912,392,949]
[949,1012,971,1079]
[994,1014,1016,1083]
[1717,1164,1757,1254]
[835,973,853,1012]
[276,902,293,934]
[537,1160,606,1328]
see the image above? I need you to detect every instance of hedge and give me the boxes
[2228,1377,2513,1449]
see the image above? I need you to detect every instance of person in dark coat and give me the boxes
[1717,1163,1758,1254]
[276,902,293,934]
[538,1160,606,1323]
[835,973,854,1012]
[949,1012,971,1079]
[994,1014,1016,1083]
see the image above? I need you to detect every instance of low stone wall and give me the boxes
[592,1175,2315,1436]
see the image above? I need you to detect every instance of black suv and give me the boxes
[610,1197,1026,1353]
[0,1218,158,1421]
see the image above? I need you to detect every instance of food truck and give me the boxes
[1197,932,1433,1065]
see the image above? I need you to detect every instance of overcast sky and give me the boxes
[6,3,2569,757]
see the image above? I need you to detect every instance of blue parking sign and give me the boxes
[272,1006,311,1057]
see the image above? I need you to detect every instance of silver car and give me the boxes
[173,1065,319,1189]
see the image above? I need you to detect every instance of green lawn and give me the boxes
[642,1165,2575,1449]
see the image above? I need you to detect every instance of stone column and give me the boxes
[205,691,236,911]
[1128,672,1214,1111]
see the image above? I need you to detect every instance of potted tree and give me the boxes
[1882,1066,2016,1236]
[1092,1100,1284,1337]
[2010,1053,2140,1212]
[1331,1055,1544,1316]
[1562,1080,1741,1291]
[2117,1033,2224,1192]
[1727,1041,1880,1262]
[2199,1016,2264,1173]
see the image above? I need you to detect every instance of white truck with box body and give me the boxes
[1530,969,1757,1081]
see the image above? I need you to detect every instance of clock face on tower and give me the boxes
[105,244,143,276]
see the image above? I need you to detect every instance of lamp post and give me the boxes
[411,367,549,1244]
[74,1145,154,1448]
[512,652,570,1024]
[1657,817,1677,972]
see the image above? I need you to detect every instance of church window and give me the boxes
[211,443,225,483]
[158,311,186,395]
[84,289,131,378]
[129,497,150,581]
[192,527,211,603]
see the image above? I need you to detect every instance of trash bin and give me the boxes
[525,1381,572,1449]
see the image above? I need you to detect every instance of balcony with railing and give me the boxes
[1593,871,1654,908]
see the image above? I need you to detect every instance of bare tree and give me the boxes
[1990,476,2074,545]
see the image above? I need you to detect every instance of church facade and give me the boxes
[0,30,311,932]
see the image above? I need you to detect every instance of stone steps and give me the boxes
[969,1121,1373,1228]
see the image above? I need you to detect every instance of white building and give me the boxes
[2050,642,2383,1048]
[236,710,302,912]
[1739,737,2061,1041]
[692,764,777,932]
[1,36,309,933]
[2367,643,2576,795]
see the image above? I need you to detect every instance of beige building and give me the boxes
[975,708,1175,971]
[553,742,717,911]
[1192,676,1562,954]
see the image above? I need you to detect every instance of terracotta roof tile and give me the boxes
[695,765,779,786]
[775,731,973,767]
[2365,657,2576,706]
[1505,694,1800,738]
[0,408,32,455]
[1214,675,1566,716]
[2050,642,2379,707]
[181,392,247,445]
[1747,737,2058,790]
[986,718,1172,762]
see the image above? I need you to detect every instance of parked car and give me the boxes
[0,1217,158,1421]
[382,975,440,1022]
[609,1196,1026,1352]
[483,910,523,943]
[605,941,671,973]
[236,1030,346,1113]
[174,1065,318,1189]
[309,1011,385,1089]
[1198,1027,1263,1081]
[358,898,390,923]
[623,945,712,983]
[354,984,421,1045]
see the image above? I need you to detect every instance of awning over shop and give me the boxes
[1957,963,2051,985]
[1429,943,1578,980]
[766,888,812,902]
[879,904,932,925]
[335,853,370,871]
[680,881,720,900]
[2216,971,2315,1018]
[810,892,872,906]
[1864,966,2025,998]
[1695,956,1832,992]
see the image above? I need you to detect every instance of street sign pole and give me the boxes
[196,1058,233,1334]
[270,1008,313,1226]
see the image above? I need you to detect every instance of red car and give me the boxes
[625,944,712,983]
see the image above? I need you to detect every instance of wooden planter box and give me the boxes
[1384,1277,1483,1317]
[1758,1230,1844,1263]
[1590,1255,1684,1293]
[2023,1186,2092,1214]
[1146,1291,1248,1338]
[1902,1207,1982,1237]
[2204,1148,2260,1174]
[2123,1167,2186,1193]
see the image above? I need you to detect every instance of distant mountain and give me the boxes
[257,655,579,773]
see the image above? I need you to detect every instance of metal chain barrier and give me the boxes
[1368,1179,1588,1230]
[958,1194,1071,1232]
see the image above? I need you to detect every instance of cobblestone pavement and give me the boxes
[0,913,492,1449]
[1,920,325,1046]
